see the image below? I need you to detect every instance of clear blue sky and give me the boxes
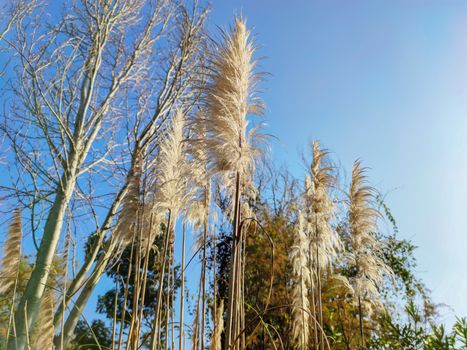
[210,0,467,322]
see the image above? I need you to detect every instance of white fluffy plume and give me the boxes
[153,110,191,223]
[186,111,211,232]
[204,17,267,201]
[0,208,22,295]
[303,141,342,271]
[34,288,54,350]
[113,153,143,246]
[348,160,393,309]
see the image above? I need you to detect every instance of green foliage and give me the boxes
[98,238,179,317]
[369,304,467,349]
[92,234,180,346]
[453,318,467,348]
[70,320,112,350]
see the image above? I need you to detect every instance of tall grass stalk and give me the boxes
[117,236,136,350]
[188,112,213,350]
[348,160,393,349]
[111,263,120,350]
[151,110,191,349]
[134,214,155,348]
[209,300,224,350]
[204,16,266,350]
[192,300,200,350]
[151,211,172,350]
[291,211,311,349]
[179,222,187,350]
[304,141,341,349]
[126,213,144,349]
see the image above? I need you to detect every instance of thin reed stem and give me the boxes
[117,237,136,350]
[358,296,365,349]
[225,172,241,350]
[151,210,172,350]
[111,264,120,350]
[179,222,187,350]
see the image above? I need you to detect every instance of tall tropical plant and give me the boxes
[150,110,191,350]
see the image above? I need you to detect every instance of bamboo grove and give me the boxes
[0,1,466,349]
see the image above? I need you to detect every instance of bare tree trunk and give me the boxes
[53,169,130,327]
[2,2,206,348]
[10,173,76,350]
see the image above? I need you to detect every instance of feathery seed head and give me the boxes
[34,288,54,350]
[185,111,211,231]
[303,141,341,270]
[113,153,143,247]
[204,16,267,202]
[153,110,191,221]
[348,160,393,308]
[0,208,22,295]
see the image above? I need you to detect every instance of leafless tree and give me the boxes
[0,1,208,349]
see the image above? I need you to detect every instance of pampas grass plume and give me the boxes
[0,208,22,295]
[204,17,267,199]
[34,288,54,350]
[348,160,393,307]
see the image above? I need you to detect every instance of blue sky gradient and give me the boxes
[210,0,467,322]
